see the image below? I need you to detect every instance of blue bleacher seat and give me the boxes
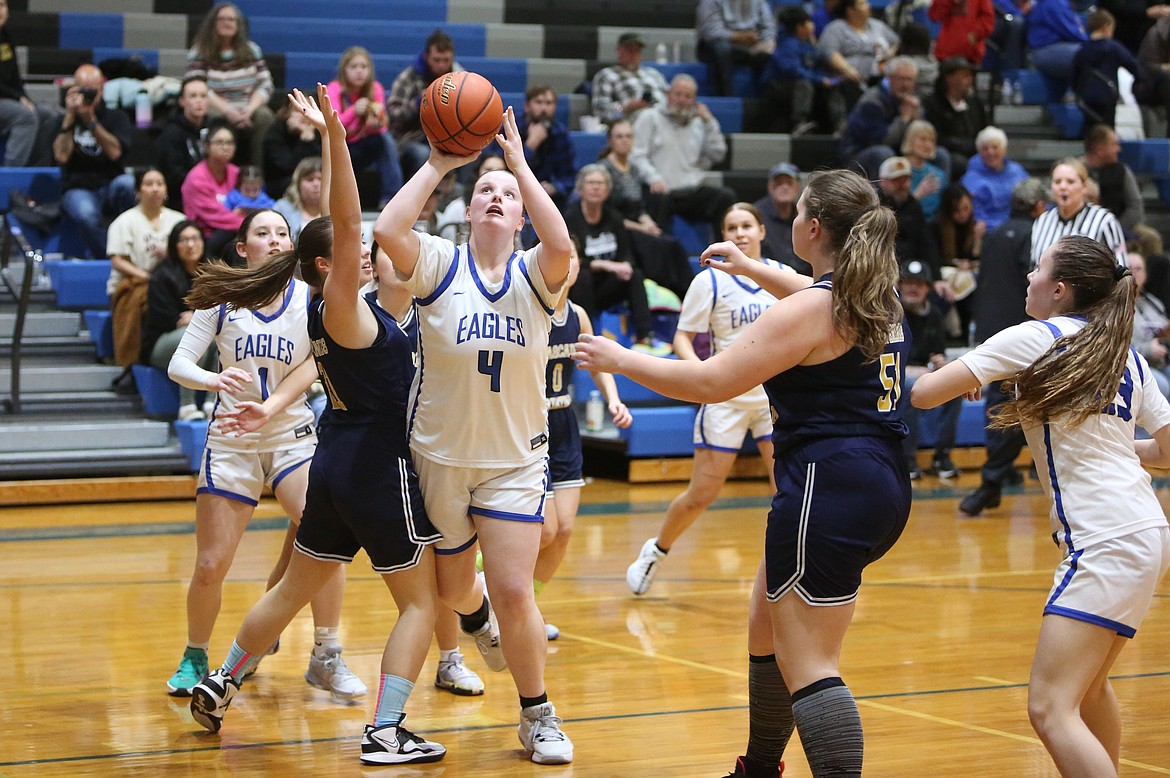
[60,13,122,49]
[1120,139,1170,174]
[569,130,607,170]
[620,405,696,456]
[575,367,675,404]
[0,167,60,212]
[43,259,111,310]
[671,215,712,257]
[646,62,712,95]
[1006,69,1064,105]
[701,96,743,133]
[174,419,209,472]
[281,54,526,94]
[1152,175,1170,209]
[131,364,180,419]
[917,398,987,448]
[235,0,447,22]
[82,309,113,361]
[596,307,634,347]
[1047,103,1084,140]
[248,19,486,58]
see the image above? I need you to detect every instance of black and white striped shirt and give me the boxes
[1031,204,1127,267]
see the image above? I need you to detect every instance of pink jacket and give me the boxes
[326,80,389,143]
[182,160,244,236]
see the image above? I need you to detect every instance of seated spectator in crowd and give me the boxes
[1135,14,1170,119]
[930,0,996,65]
[1098,0,1170,53]
[923,57,987,175]
[762,6,847,134]
[181,123,243,261]
[934,182,984,335]
[387,29,460,178]
[878,156,941,271]
[1032,157,1128,265]
[1128,248,1170,396]
[185,3,275,167]
[106,167,186,386]
[0,0,57,167]
[52,63,135,259]
[327,45,403,209]
[899,259,961,479]
[903,120,947,220]
[1133,223,1170,309]
[1082,123,1144,232]
[960,125,1029,230]
[272,156,323,239]
[563,164,671,355]
[514,85,575,207]
[590,32,670,124]
[898,23,940,91]
[839,57,952,180]
[817,0,901,107]
[141,221,217,421]
[224,165,275,211]
[1073,9,1143,129]
[753,162,813,274]
[813,0,842,36]
[696,0,777,96]
[987,0,1030,73]
[630,74,737,234]
[262,103,321,201]
[155,76,209,211]
[1027,0,1088,93]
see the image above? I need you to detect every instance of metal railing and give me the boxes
[0,214,44,414]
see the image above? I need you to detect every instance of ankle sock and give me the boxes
[313,625,340,657]
[520,692,548,710]
[373,674,414,727]
[439,647,460,663]
[221,640,252,678]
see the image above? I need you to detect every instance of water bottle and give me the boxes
[1012,79,1024,105]
[671,40,681,63]
[1000,80,1013,106]
[655,42,669,64]
[134,90,151,129]
[585,390,605,432]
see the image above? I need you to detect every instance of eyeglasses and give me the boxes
[209,139,236,146]
[216,15,237,22]
[177,235,203,244]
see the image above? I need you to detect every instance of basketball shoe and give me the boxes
[359,720,446,765]
[167,646,208,697]
[626,537,667,595]
[190,669,240,733]
[305,646,367,700]
[434,650,485,696]
[518,701,573,764]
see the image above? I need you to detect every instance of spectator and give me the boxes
[934,182,984,335]
[0,0,56,166]
[185,3,275,167]
[1097,0,1170,54]
[923,56,987,175]
[52,63,135,259]
[1073,10,1144,129]
[753,162,813,274]
[878,155,940,271]
[107,167,186,383]
[898,23,941,91]
[1133,222,1170,309]
[262,103,321,201]
[181,122,243,261]
[326,46,403,208]
[762,6,847,134]
[696,0,777,96]
[987,0,1031,73]
[817,0,901,107]
[1082,124,1144,232]
[272,156,323,239]
[959,176,1047,515]
[1135,16,1170,126]
[1128,248,1170,396]
[224,164,275,211]
[930,0,996,64]
[902,119,948,220]
[899,259,962,479]
[1027,0,1088,92]
[514,85,575,207]
[387,29,461,178]
[630,74,737,233]
[155,76,210,211]
[1032,157,1127,266]
[563,164,671,355]
[960,125,1029,230]
[590,32,670,124]
[141,220,217,420]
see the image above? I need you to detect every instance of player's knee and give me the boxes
[192,552,231,586]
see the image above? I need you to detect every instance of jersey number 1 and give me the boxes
[478,349,503,393]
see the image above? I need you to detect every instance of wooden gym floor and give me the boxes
[1,471,1168,777]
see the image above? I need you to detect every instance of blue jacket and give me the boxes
[960,154,1029,231]
[1073,38,1142,109]
[839,81,899,158]
[1027,0,1087,49]
[764,31,824,83]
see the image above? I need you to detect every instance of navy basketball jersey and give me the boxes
[764,276,910,452]
[546,305,581,410]
[308,292,415,441]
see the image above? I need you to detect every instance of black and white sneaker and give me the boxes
[359,721,446,765]
[190,669,240,733]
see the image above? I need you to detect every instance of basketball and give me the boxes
[419,71,504,156]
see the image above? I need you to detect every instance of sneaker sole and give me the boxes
[434,679,485,696]
[190,689,224,733]
[529,749,574,765]
[166,683,194,697]
[626,566,655,596]
[359,749,446,765]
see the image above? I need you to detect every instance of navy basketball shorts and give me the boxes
[765,435,911,605]
[547,407,585,492]
[296,423,441,575]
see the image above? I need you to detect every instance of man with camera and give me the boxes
[52,63,135,258]
[591,32,670,124]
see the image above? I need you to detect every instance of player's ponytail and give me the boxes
[993,236,1135,428]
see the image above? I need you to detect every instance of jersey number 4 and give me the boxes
[877,352,902,413]
[478,349,503,393]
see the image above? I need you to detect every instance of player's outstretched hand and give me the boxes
[207,366,252,395]
[318,83,345,138]
[573,332,627,374]
[288,86,326,135]
[216,400,270,436]
[700,241,754,276]
[496,107,528,173]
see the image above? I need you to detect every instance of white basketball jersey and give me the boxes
[183,279,316,452]
[960,316,1170,551]
[405,232,557,467]
[677,261,785,408]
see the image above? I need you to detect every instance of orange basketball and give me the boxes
[419,71,504,156]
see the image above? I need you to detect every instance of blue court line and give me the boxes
[4,671,1168,768]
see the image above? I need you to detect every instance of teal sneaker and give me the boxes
[167,646,209,697]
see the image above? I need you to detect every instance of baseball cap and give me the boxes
[901,260,932,283]
[618,32,645,47]
[879,156,912,180]
[768,162,800,181]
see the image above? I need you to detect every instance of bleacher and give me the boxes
[2,0,1167,480]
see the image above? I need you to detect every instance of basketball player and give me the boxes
[626,202,783,597]
[575,168,912,778]
[188,89,447,765]
[374,106,575,765]
[913,236,1170,778]
[165,207,361,702]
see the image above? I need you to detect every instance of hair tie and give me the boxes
[1114,265,1130,282]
